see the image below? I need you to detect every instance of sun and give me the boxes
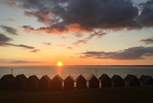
[56,61,64,67]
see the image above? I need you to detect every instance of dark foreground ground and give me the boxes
[0,87,153,103]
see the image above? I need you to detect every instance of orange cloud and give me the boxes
[23,23,91,35]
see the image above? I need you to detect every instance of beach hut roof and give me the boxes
[99,74,110,80]
[89,75,98,81]
[125,74,138,80]
[64,76,74,82]
[16,74,27,80]
[40,75,50,81]
[76,75,86,81]
[140,75,153,81]
[112,75,124,82]
[1,74,15,80]
[112,75,123,80]
[28,75,39,81]
[52,75,63,81]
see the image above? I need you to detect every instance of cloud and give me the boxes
[73,39,88,46]
[6,43,34,49]
[11,0,140,33]
[22,24,85,34]
[67,46,73,49]
[138,0,153,26]
[0,25,18,35]
[22,25,35,31]
[73,31,106,46]
[0,59,41,64]
[8,0,153,34]
[43,42,52,46]
[30,49,40,53]
[0,33,12,45]
[81,46,153,60]
[24,10,54,25]
[2,43,40,53]
[0,33,39,52]
[141,37,153,44]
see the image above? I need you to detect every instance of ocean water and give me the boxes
[0,65,153,79]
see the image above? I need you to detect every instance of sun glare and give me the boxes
[56,61,64,67]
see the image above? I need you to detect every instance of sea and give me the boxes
[0,65,153,79]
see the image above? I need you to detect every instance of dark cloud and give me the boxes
[141,37,153,44]
[81,46,153,60]
[65,0,138,29]
[7,43,35,49]
[16,44,35,49]
[12,0,140,33]
[73,31,106,46]
[16,0,63,25]
[138,0,153,26]
[84,31,106,40]
[0,25,18,35]
[2,43,40,52]
[23,25,35,31]
[24,10,54,25]
[0,33,39,52]
[0,33,12,45]
[9,0,153,34]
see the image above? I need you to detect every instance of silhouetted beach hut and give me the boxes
[0,74,15,90]
[51,75,63,90]
[112,75,125,87]
[89,75,99,88]
[140,75,153,86]
[0,79,2,90]
[76,75,87,89]
[39,75,51,90]
[124,74,140,87]
[27,75,39,90]
[15,74,27,90]
[99,74,111,88]
[64,76,74,90]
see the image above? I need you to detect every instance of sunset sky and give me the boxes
[0,0,153,66]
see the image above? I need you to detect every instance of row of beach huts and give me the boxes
[0,74,153,91]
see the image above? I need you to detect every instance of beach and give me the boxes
[0,87,153,103]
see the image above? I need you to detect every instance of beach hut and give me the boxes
[124,74,140,87]
[89,75,99,88]
[76,75,87,89]
[112,75,125,87]
[27,75,39,90]
[0,74,15,90]
[99,74,112,88]
[64,76,74,90]
[140,75,153,86]
[51,75,63,90]
[15,74,27,90]
[0,79,1,90]
[39,75,51,90]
